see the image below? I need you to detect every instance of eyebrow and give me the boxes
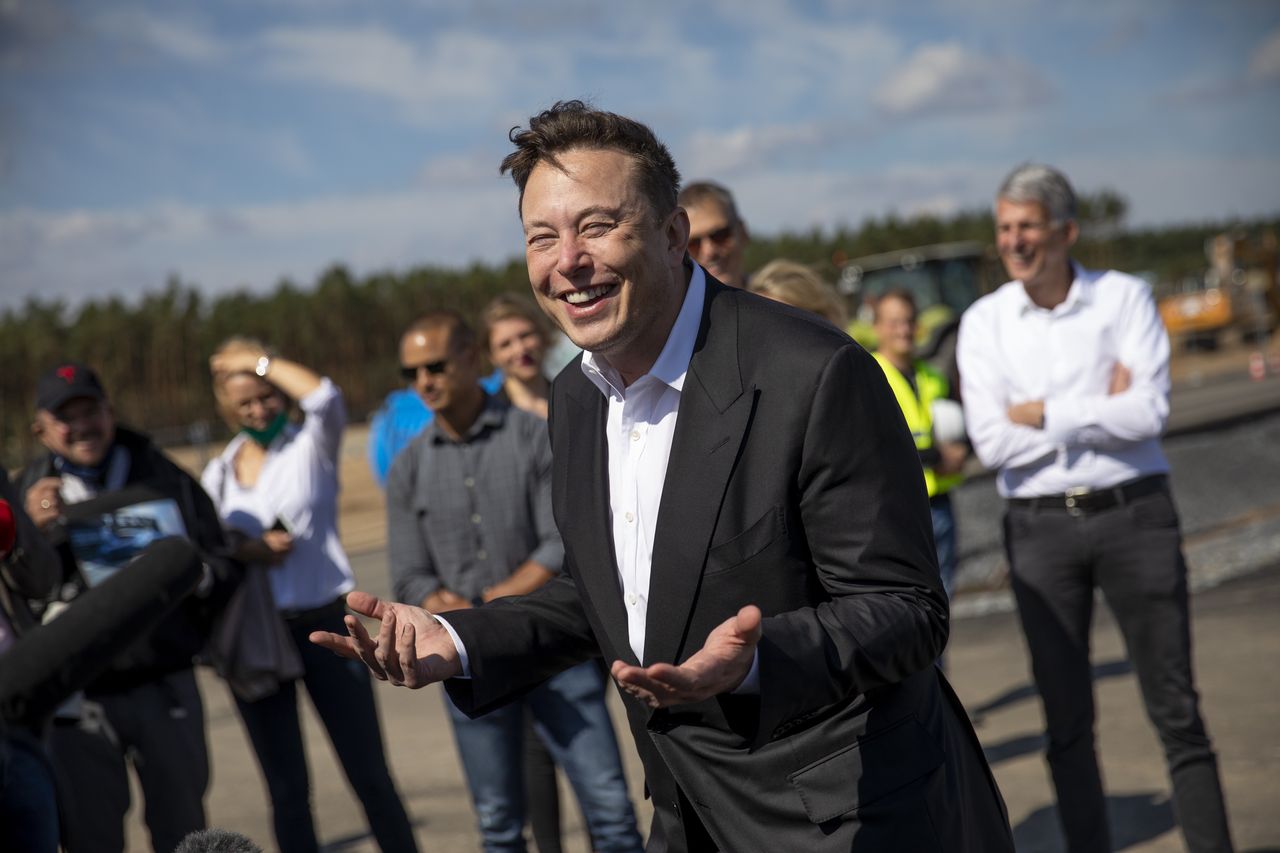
[523,204,626,233]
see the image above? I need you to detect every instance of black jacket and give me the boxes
[19,426,236,693]
[444,276,1013,852]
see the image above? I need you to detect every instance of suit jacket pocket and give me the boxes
[704,505,785,576]
[786,715,944,824]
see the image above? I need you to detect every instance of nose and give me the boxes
[556,233,590,278]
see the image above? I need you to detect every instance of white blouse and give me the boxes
[202,378,355,611]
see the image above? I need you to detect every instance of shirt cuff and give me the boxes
[731,649,760,695]
[1043,396,1095,445]
[431,614,471,679]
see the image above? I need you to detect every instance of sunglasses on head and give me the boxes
[400,360,449,380]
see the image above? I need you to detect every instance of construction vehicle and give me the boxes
[835,241,998,394]
[1158,229,1279,350]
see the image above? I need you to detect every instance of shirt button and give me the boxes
[626,592,638,606]
[630,429,641,442]
[464,477,475,488]
[624,511,634,523]
[476,550,487,560]
[471,514,482,524]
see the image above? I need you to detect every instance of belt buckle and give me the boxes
[1064,486,1091,517]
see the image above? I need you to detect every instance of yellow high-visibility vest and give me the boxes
[872,352,963,498]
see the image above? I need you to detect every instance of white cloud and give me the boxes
[1249,28,1280,80]
[255,24,565,125]
[93,7,225,62]
[0,180,526,308]
[680,121,853,177]
[874,42,1054,117]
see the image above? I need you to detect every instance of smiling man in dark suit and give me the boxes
[313,101,1013,853]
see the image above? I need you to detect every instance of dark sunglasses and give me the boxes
[400,359,449,380]
[687,224,736,255]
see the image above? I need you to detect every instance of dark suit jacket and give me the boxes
[446,276,1013,852]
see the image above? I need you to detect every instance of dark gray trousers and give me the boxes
[50,668,208,853]
[1004,484,1232,853]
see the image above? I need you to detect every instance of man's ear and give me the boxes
[666,207,690,263]
[1063,219,1080,248]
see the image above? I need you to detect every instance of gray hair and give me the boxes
[996,163,1077,226]
[677,180,742,225]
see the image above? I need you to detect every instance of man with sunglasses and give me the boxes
[365,327,503,488]
[678,181,750,289]
[386,311,643,853]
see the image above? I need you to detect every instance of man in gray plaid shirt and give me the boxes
[385,309,643,853]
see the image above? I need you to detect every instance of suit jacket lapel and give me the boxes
[644,282,753,666]
[560,380,638,665]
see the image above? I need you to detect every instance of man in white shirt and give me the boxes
[315,100,1013,852]
[957,163,1233,853]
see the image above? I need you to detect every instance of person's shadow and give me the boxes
[969,658,1131,724]
[972,658,1132,768]
[1012,793,1173,851]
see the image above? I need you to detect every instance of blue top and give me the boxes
[366,371,504,487]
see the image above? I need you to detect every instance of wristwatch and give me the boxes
[254,355,272,377]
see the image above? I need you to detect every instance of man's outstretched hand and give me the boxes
[611,605,762,709]
[309,591,462,688]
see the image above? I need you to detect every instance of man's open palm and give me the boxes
[611,605,762,708]
[309,590,462,688]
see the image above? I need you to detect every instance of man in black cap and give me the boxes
[20,362,234,853]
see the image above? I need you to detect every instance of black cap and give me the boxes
[35,362,107,412]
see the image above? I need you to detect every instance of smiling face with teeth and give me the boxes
[522,147,690,386]
[995,197,1078,302]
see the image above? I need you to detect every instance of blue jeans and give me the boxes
[445,660,643,853]
[234,602,418,853]
[931,493,957,600]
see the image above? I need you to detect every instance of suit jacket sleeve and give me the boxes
[756,343,949,742]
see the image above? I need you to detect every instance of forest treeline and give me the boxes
[3,192,1275,468]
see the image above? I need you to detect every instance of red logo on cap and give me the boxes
[57,365,77,383]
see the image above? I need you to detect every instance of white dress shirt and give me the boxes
[201,378,355,611]
[957,264,1171,498]
[579,265,706,663]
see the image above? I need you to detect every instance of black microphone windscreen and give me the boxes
[0,537,204,725]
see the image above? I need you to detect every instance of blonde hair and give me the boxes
[748,260,848,328]
[479,293,552,354]
[210,336,282,430]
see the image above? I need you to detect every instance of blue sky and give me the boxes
[2,0,1278,308]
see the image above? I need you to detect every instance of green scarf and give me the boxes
[241,411,288,448]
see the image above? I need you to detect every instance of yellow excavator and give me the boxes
[1158,229,1279,350]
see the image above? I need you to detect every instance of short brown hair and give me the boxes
[500,100,681,220]
[479,293,551,353]
[401,309,476,354]
[677,180,742,225]
[872,289,919,324]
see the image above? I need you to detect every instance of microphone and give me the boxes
[0,499,15,559]
[0,537,204,726]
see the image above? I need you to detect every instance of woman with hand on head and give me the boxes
[202,338,417,853]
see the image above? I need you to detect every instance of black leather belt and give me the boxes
[1007,475,1167,517]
